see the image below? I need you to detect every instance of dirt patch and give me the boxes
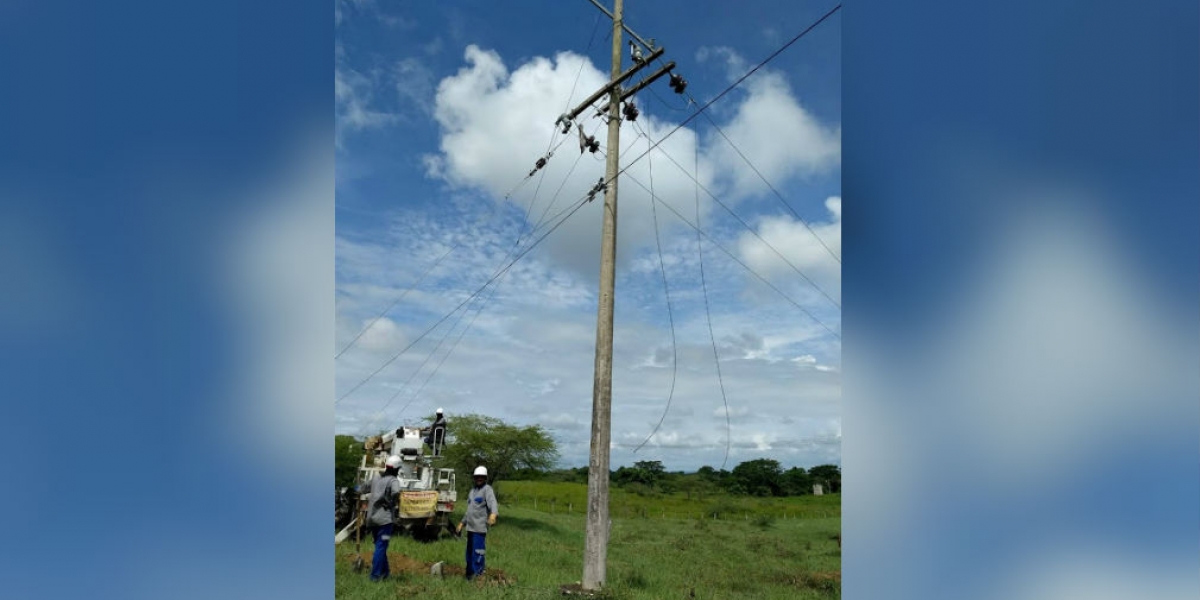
[388,554,433,575]
[560,582,605,596]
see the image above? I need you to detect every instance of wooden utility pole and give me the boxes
[569,0,676,591]
[582,0,624,591]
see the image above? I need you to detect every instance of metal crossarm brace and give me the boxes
[596,61,676,114]
[563,47,665,123]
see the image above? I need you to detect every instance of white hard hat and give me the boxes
[473,466,488,477]
[436,407,443,414]
[385,455,402,469]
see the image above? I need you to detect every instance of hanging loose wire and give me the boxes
[636,137,841,309]
[691,131,732,470]
[623,168,841,340]
[634,133,679,453]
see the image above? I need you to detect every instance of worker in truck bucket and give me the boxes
[456,465,498,580]
[421,408,447,455]
[362,455,403,581]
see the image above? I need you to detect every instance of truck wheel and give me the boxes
[411,522,439,543]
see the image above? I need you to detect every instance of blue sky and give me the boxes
[334,0,842,470]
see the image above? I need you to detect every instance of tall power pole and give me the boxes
[566,0,678,590]
[582,0,624,590]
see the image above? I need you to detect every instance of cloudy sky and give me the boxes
[334,0,841,471]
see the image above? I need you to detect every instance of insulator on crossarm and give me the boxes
[669,72,687,94]
[622,101,639,122]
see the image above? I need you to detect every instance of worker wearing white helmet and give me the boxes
[421,408,448,456]
[456,465,498,580]
[363,455,403,581]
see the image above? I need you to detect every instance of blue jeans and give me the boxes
[370,523,394,580]
[464,531,486,579]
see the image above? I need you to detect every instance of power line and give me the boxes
[694,136,732,471]
[335,192,596,404]
[365,135,601,426]
[564,12,604,113]
[392,263,504,422]
[369,130,607,422]
[574,2,843,317]
[608,3,842,189]
[700,111,842,264]
[358,280,483,434]
[643,36,842,266]
[334,174,536,360]
[623,168,842,340]
[531,120,604,233]
[570,6,842,465]
[631,121,840,310]
[645,85,690,112]
[633,139,678,453]
[339,14,613,402]
[334,243,455,360]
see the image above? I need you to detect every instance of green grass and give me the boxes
[495,481,841,521]
[336,486,840,599]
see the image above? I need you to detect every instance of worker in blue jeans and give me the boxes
[361,455,403,581]
[456,466,498,580]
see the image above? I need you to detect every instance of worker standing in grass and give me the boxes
[456,466,498,580]
[362,455,403,581]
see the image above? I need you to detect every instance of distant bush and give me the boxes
[706,500,739,519]
[623,482,657,497]
[752,514,776,529]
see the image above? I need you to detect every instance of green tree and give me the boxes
[781,466,812,496]
[731,458,784,497]
[335,434,364,489]
[808,464,841,493]
[442,414,559,489]
[613,460,667,490]
[678,475,717,501]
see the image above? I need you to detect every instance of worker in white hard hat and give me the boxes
[362,455,403,581]
[421,408,448,456]
[456,465,498,580]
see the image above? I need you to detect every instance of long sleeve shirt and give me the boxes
[364,474,402,526]
[461,484,497,534]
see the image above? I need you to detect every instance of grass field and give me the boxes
[335,486,840,599]
[496,481,841,521]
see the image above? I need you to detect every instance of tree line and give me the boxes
[337,413,840,497]
[516,459,840,498]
